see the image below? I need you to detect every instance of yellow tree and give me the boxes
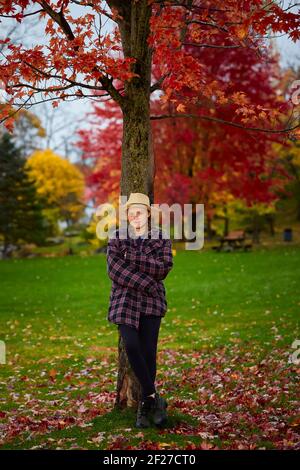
[211,188,236,237]
[25,149,85,232]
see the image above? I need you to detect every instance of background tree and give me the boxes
[77,36,289,239]
[0,132,47,258]
[25,148,85,232]
[276,140,300,221]
[0,107,46,158]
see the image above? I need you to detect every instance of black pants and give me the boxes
[118,315,161,400]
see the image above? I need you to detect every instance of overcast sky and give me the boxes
[0,2,299,163]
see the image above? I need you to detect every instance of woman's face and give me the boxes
[127,204,149,231]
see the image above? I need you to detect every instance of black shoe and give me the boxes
[152,392,168,427]
[135,396,155,428]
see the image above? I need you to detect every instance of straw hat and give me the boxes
[124,193,151,212]
[123,193,160,224]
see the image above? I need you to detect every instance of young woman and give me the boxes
[106,192,173,428]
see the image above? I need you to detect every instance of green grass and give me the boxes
[0,244,299,450]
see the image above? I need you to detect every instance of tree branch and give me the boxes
[9,82,75,93]
[150,113,300,134]
[38,0,75,41]
[0,9,44,19]
[186,19,229,34]
[21,59,122,93]
[69,1,115,21]
[35,0,125,107]
[150,72,170,93]
[0,92,115,126]
[183,42,241,49]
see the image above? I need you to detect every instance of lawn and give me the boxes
[0,244,299,450]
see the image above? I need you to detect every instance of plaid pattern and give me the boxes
[106,226,173,330]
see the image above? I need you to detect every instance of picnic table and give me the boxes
[212,230,252,252]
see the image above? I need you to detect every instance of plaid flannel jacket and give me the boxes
[106,225,173,330]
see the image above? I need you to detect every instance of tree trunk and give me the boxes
[297,196,300,222]
[223,217,229,237]
[223,205,229,237]
[265,213,275,236]
[108,0,154,411]
[252,214,260,244]
[206,214,213,240]
[121,93,153,198]
[2,237,11,260]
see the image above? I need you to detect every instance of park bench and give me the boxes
[212,230,252,252]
